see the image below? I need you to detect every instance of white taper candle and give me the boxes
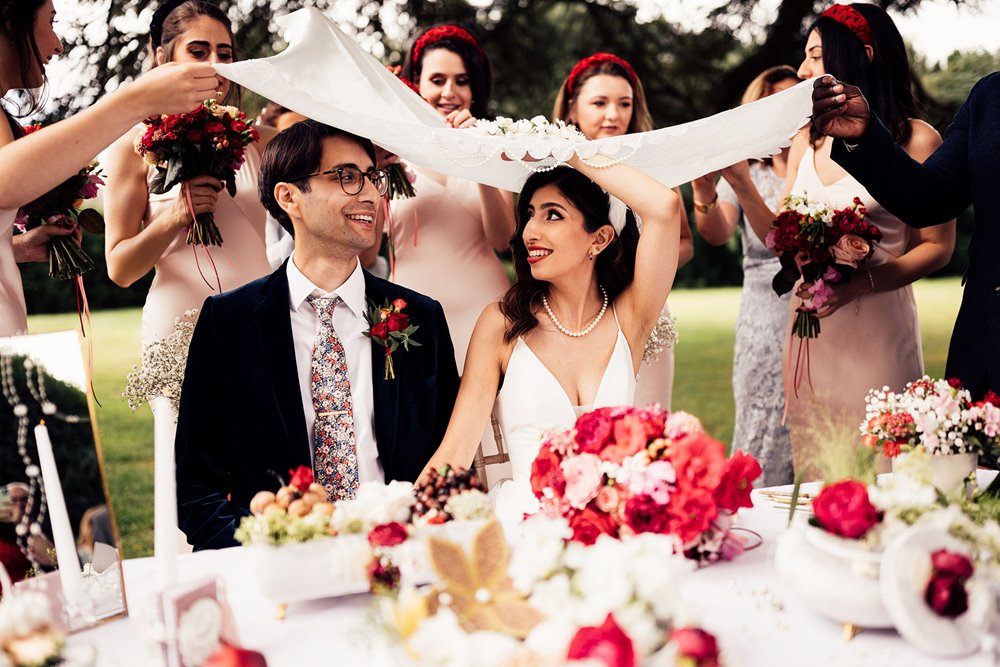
[33,421,84,611]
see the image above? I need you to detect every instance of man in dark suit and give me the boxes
[812,73,1000,400]
[176,120,460,550]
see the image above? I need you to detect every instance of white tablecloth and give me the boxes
[73,474,998,666]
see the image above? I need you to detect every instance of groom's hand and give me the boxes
[812,75,870,141]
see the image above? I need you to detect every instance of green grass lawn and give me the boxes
[26,277,963,557]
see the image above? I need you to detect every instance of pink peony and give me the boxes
[627,460,676,505]
[600,414,652,463]
[562,453,604,508]
[664,411,704,440]
[594,485,622,513]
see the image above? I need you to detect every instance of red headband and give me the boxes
[821,4,874,47]
[566,53,638,98]
[411,25,485,67]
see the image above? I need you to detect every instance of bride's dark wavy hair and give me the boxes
[500,167,639,343]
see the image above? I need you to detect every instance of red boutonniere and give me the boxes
[363,298,421,380]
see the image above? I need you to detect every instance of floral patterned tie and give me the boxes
[307,295,359,501]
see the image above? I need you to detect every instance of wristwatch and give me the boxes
[693,191,718,213]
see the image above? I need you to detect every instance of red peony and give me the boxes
[387,312,409,332]
[812,480,879,539]
[202,643,268,667]
[668,433,727,491]
[666,487,718,545]
[530,445,566,497]
[370,321,389,340]
[566,613,636,667]
[925,550,974,618]
[569,506,619,545]
[670,627,720,667]
[368,522,408,547]
[623,494,670,535]
[714,450,762,512]
[287,466,313,493]
[575,408,615,455]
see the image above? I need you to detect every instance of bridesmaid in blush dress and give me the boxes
[0,0,218,337]
[104,1,274,351]
[552,53,694,411]
[389,25,515,371]
[725,4,955,478]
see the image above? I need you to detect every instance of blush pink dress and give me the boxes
[784,145,924,478]
[387,166,511,370]
[0,209,27,337]
[140,145,270,349]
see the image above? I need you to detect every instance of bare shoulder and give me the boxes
[474,301,508,339]
[789,129,810,159]
[904,119,943,161]
[107,124,146,170]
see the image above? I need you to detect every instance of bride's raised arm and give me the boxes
[567,155,683,353]
[419,303,509,478]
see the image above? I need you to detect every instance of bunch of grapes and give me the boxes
[412,466,483,521]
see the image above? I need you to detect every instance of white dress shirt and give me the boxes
[287,255,384,483]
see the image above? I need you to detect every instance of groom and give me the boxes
[175,120,460,550]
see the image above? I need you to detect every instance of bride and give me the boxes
[421,153,682,522]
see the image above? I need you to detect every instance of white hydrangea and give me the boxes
[509,516,572,591]
[330,480,415,534]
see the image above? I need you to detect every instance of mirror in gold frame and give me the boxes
[0,330,126,630]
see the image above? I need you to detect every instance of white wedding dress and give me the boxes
[491,309,637,528]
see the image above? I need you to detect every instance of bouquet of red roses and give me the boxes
[530,406,762,564]
[133,98,259,247]
[766,193,882,339]
[15,125,105,280]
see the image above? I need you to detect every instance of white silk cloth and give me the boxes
[216,8,815,192]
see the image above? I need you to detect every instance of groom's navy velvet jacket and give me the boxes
[832,73,1000,398]
[175,262,460,550]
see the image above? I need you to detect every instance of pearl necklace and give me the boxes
[542,287,609,338]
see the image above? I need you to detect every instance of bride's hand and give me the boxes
[446,109,477,129]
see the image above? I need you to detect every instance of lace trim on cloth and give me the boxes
[216,8,816,193]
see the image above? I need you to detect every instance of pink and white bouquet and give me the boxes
[529,406,762,565]
[861,376,1000,458]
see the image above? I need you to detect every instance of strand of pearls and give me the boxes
[542,287,608,338]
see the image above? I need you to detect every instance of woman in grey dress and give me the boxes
[691,66,800,485]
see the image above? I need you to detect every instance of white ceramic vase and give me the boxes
[774,523,893,628]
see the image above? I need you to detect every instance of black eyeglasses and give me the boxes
[302,165,389,197]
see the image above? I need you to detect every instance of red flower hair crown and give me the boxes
[821,4,874,47]
[566,52,639,98]
[411,25,485,66]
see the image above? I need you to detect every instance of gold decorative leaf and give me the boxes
[491,599,546,638]
[428,536,476,595]
[427,519,545,638]
[473,519,509,590]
